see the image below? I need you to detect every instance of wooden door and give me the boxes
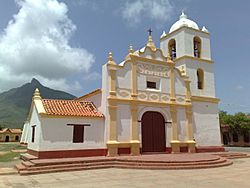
[5,136,9,142]
[142,111,166,152]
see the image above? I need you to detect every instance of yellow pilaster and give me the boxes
[107,52,117,97]
[106,52,118,156]
[109,70,116,97]
[131,60,138,99]
[185,80,191,103]
[130,101,140,155]
[170,106,180,153]
[169,64,176,102]
[185,105,196,153]
[107,101,118,156]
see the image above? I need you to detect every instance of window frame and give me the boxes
[67,124,90,143]
[146,81,157,89]
[31,125,36,143]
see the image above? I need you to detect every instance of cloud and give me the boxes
[83,71,102,81]
[121,0,174,25]
[0,0,95,94]
[236,85,244,90]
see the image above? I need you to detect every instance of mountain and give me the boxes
[0,78,76,129]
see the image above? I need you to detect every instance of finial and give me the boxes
[33,88,41,100]
[129,44,134,54]
[107,52,116,65]
[108,52,113,61]
[202,26,209,33]
[146,28,156,50]
[161,31,166,38]
[180,10,187,19]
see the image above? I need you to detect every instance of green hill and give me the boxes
[0,78,76,129]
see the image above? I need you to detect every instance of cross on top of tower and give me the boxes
[148,28,152,36]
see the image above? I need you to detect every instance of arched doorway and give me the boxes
[5,135,9,142]
[15,135,19,141]
[141,111,166,152]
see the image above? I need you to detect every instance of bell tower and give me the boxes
[160,12,216,98]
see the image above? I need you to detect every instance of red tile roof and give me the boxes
[42,99,103,118]
[0,128,22,134]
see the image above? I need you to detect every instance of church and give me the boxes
[21,12,223,159]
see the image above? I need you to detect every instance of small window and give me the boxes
[197,69,204,90]
[73,125,84,143]
[31,126,35,143]
[15,135,19,141]
[147,81,156,89]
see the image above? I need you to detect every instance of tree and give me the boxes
[219,111,250,134]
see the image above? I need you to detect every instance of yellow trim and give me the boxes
[160,25,210,42]
[131,60,137,99]
[169,64,176,102]
[184,80,191,103]
[130,55,172,66]
[174,55,213,64]
[107,97,190,107]
[40,114,104,119]
[130,101,140,155]
[138,46,167,61]
[191,96,220,103]
[185,105,194,141]
[106,141,140,148]
[109,70,117,96]
[170,107,178,141]
[75,89,101,101]
[107,99,118,156]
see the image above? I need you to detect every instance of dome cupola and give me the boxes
[169,11,199,33]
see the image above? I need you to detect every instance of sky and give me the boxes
[0,0,250,114]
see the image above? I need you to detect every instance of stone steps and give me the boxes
[19,157,225,171]
[20,153,38,161]
[17,160,233,175]
[15,154,233,175]
[211,152,250,159]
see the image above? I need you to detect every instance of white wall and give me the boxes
[174,69,186,96]
[27,106,41,151]
[116,62,131,89]
[101,64,109,144]
[117,104,131,142]
[175,58,216,97]
[20,121,29,144]
[192,101,221,146]
[177,107,187,142]
[38,117,105,151]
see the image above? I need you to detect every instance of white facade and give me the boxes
[23,12,222,158]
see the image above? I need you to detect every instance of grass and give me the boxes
[0,143,27,162]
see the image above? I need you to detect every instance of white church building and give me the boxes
[21,12,223,159]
